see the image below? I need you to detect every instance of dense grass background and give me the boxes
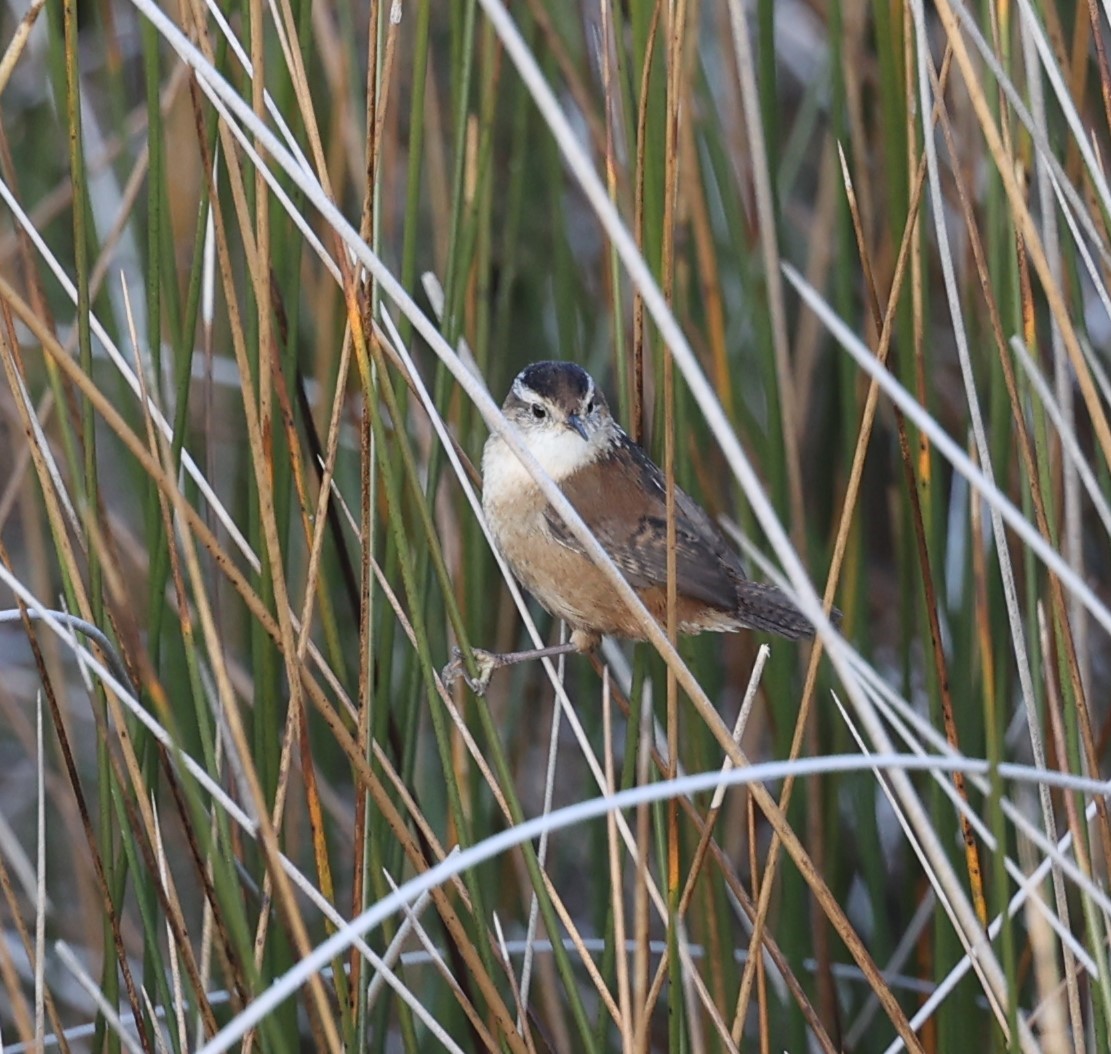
[0,0,1108,1050]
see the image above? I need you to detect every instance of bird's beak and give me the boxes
[566,414,589,442]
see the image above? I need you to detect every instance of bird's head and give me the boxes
[499,361,617,479]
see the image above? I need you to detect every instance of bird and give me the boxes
[443,360,833,694]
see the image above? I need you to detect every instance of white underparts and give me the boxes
[483,426,600,493]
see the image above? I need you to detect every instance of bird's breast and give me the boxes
[481,434,742,640]
[482,435,554,573]
[482,435,612,631]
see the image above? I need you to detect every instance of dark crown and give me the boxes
[516,361,593,407]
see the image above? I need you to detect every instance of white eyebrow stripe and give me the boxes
[511,376,533,402]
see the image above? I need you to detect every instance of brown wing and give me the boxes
[544,432,749,613]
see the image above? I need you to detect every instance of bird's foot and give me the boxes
[441,647,499,696]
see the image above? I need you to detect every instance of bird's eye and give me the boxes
[531,403,547,420]
[586,397,596,414]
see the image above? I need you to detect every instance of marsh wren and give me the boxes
[445,361,826,694]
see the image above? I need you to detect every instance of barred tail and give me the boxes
[733,581,839,641]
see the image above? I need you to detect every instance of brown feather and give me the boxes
[543,431,819,640]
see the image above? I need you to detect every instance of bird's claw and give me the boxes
[441,647,498,696]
